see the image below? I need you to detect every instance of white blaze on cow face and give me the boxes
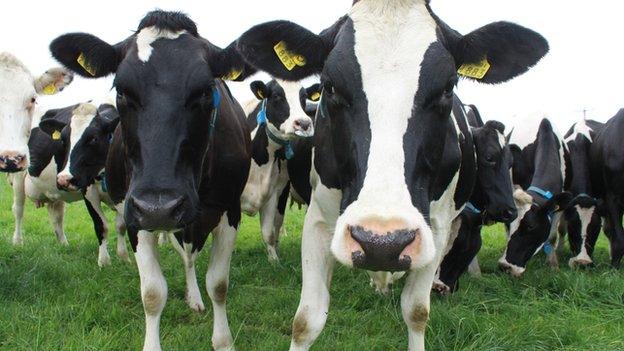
[569,205,595,266]
[271,79,314,139]
[57,103,98,189]
[509,188,533,237]
[136,26,187,62]
[331,1,437,270]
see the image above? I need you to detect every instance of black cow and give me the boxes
[501,118,572,277]
[561,119,604,267]
[236,1,548,349]
[590,109,624,268]
[50,11,255,351]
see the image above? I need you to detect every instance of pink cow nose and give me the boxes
[57,173,73,188]
[294,119,312,132]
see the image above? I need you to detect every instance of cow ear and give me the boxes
[50,33,123,78]
[209,41,257,82]
[97,104,120,134]
[39,119,67,140]
[236,20,330,81]
[542,192,573,214]
[306,83,322,102]
[452,22,549,84]
[250,81,269,100]
[34,67,74,95]
[506,128,514,144]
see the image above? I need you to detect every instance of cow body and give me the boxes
[236,0,548,349]
[561,119,604,267]
[590,109,624,267]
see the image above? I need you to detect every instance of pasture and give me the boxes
[0,178,623,351]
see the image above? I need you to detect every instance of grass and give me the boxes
[0,177,623,351]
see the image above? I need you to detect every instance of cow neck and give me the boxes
[256,98,294,159]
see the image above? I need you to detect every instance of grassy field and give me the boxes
[1,178,623,351]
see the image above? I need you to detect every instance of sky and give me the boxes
[3,0,623,133]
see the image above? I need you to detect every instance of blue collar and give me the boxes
[96,172,108,193]
[528,186,553,200]
[208,88,221,137]
[465,202,481,214]
[257,99,294,160]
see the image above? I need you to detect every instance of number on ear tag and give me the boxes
[273,41,306,71]
[458,58,490,79]
[77,53,97,76]
[52,130,62,140]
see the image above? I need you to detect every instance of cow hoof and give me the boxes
[98,255,112,267]
[267,247,280,263]
[432,281,451,295]
[117,250,131,263]
[212,338,235,351]
[569,257,592,269]
[186,291,205,313]
[373,283,391,296]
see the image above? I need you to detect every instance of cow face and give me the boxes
[0,53,73,172]
[237,0,548,272]
[50,11,255,231]
[499,189,572,276]
[471,121,516,223]
[40,103,119,191]
[250,79,314,139]
[564,194,601,267]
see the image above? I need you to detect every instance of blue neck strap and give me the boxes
[528,186,553,200]
[208,89,221,137]
[96,171,108,193]
[465,202,481,214]
[256,99,294,160]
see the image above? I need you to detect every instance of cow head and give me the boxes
[0,53,73,172]
[250,79,315,139]
[39,102,119,191]
[50,10,255,231]
[471,120,517,223]
[237,0,548,271]
[564,194,601,267]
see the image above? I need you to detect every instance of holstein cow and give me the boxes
[500,118,572,277]
[0,52,73,244]
[241,79,318,261]
[435,106,517,294]
[590,109,624,268]
[27,101,129,266]
[561,119,604,268]
[50,10,255,351]
[236,1,548,349]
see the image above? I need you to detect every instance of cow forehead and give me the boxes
[69,103,98,139]
[136,26,188,62]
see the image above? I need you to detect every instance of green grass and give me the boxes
[0,177,623,351]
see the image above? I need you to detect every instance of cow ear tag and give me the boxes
[52,130,62,140]
[77,53,97,76]
[222,68,243,81]
[458,58,490,80]
[310,91,321,102]
[42,84,57,95]
[273,41,306,71]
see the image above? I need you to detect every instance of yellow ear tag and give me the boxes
[273,41,306,71]
[77,53,97,76]
[222,68,243,81]
[42,84,57,95]
[310,92,321,102]
[458,58,491,79]
[257,90,264,99]
[52,130,61,140]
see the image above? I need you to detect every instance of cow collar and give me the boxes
[528,186,556,254]
[95,171,108,193]
[208,88,221,137]
[465,202,481,214]
[256,98,294,160]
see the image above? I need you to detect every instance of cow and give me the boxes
[500,118,572,277]
[0,52,73,244]
[26,101,128,266]
[235,1,549,349]
[240,79,318,261]
[590,109,624,268]
[50,10,255,351]
[561,119,604,268]
[435,105,517,294]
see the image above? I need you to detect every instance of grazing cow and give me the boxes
[0,52,73,244]
[435,105,517,294]
[590,109,624,268]
[50,10,255,351]
[561,119,604,268]
[29,101,128,266]
[241,79,317,261]
[500,118,572,277]
[236,1,548,349]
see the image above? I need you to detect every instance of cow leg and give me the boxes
[169,232,204,312]
[467,257,482,277]
[84,191,111,267]
[545,213,562,270]
[47,201,68,245]
[274,182,290,239]
[402,264,437,351]
[259,190,281,262]
[604,194,624,267]
[206,213,238,351]
[10,172,26,245]
[437,222,482,294]
[115,209,130,263]
[289,198,335,351]
[158,232,168,246]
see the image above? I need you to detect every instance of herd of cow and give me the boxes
[1,2,623,351]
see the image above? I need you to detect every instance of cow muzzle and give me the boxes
[0,152,27,173]
[498,257,526,277]
[57,173,78,191]
[126,194,191,231]
[348,224,421,272]
[293,118,314,137]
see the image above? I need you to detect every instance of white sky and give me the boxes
[3,0,623,132]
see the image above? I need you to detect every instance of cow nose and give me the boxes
[501,208,518,223]
[127,195,187,231]
[293,118,313,137]
[57,173,73,188]
[349,225,417,272]
[0,153,27,172]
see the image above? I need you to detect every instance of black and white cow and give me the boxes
[236,1,548,349]
[241,79,317,261]
[50,10,255,351]
[435,104,517,293]
[500,118,572,277]
[561,119,604,268]
[0,52,73,244]
[23,101,127,266]
[590,109,624,268]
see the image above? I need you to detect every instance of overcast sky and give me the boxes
[3,0,623,133]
